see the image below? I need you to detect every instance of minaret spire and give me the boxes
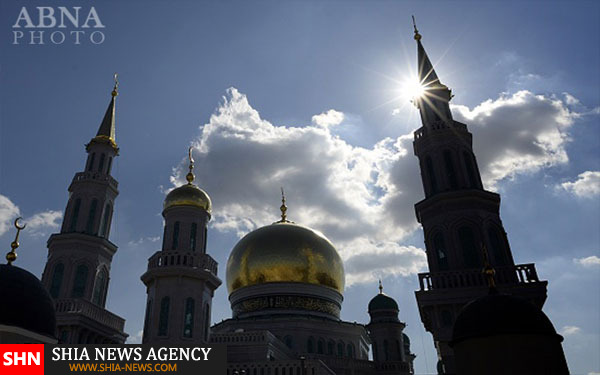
[412,18,440,87]
[90,73,119,152]
[411,18,453,125]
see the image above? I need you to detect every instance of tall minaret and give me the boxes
[141,148,221,345]
[41,75,127,344]
[410,21,548,374]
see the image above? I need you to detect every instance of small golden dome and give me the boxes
[226,222,345,294]
[163,183,212,213]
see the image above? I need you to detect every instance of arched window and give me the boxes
[463,151,477,188]
[98,153,105,173]
[284,336,293,349]
[373,342,378,361]
[347,344,354,358]
[183,297,195,338]
[337,341,344,357]
[396,340,402,358]
[383,340,389,361]
[203,304,210,341]
[172,222,180,250]
[190,223,197,252]
[327,340,334,355]
[99,204,112,238]
[69,199,81,232]
[87,153,95,172]
[158,297,170,336]
[307,337,314,353]
[71,264,89,298]
[441,310,453,327]
[426,156,438,195]
[143,299,152,341]
[458,226,479,268]
[86,199,98,234]
[317,339,324,354]
[433,233,449,270]
[488,227,508,266]
[443,150,458,189]
[92,268,108,306]
[203,227,208,253]
[49,263,64,298]
[106,157,113,175]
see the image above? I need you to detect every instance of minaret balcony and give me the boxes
[413,121,468,140]
[417,263,542,291]
[146,251,218,275]
[72,171,118,189]
[54,298,125,333]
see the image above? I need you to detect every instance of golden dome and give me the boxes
[163,183,211,213]
[226,222,345,294]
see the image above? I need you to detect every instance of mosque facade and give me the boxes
[0,25,570,375]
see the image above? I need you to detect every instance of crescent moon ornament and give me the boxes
[14,217,26,230]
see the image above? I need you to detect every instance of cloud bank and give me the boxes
[169,88,583,285]
[560,171,600,198]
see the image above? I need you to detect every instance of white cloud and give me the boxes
[26,210,62,234]
[452,90,577,187]
[560,171,600,198]
[126,330,143,344]
[574,255,600,268]
[169,88,585,285]
[0,194,21,236]
[0,194,62,237]
[560,325,582,336]
[311,109,344,128]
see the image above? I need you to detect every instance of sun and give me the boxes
[400,76,425,102]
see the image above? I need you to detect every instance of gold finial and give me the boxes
[186,146,195,184]
[412,15,422,41]
[279,187,288,222]
[378,279,383,294]
[6,217,26,265]
[112,73,119,97]
[481,243,496,289]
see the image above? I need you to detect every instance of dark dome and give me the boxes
[368,293,399,312]
[452,292,558,344]
[0,264,56,339]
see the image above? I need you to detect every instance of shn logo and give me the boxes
[3,352,40,366]
[0,345,44,375]
[12,6,106,45]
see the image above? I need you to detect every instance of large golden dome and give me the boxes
[163,183,211,213]
[226,221,345,294]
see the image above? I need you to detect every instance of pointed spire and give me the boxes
[412,18,440,87]
[89,74,119,153]
[186,146,195,184]
[378,279,383,294]
[5,218,26,265]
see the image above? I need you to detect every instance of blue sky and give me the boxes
[1,1,599,374]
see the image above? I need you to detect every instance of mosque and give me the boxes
[0,24,570,375]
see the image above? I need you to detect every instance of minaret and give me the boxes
[367,281,415,374]
[410,21,548,374]
[141,148,221,345]
[41,75,127,344]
